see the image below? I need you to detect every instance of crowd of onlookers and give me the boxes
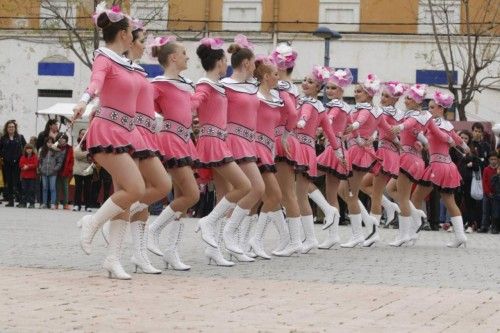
[1,118,500,234]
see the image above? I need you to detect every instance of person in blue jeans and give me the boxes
[38,137,63,209]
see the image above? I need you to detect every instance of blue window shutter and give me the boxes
[416,70,457,85]
[38,62,75,76]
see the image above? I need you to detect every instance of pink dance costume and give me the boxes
[420,117,463,192]
[399,110,450,183]
[132,63,161,160]
[255,90,285,173]
[317,99,353,179]
[348,103,390,172]
[192,78,234,168]
[85,47,146,156]
[296,97,339,179]
[152,75,199,168]
[220,77,260,164]
[274,81,308,173]
[371,105,405,178]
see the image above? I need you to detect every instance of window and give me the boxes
[319,0,360,32]
[131,0,168,31]
[418,0,461,34]
[222,0,262,31]
[40,0,77,29]
[38,89,73,98]
[416,69,458,85]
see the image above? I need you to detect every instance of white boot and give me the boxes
[130,202,148,216]
[130,220,161,274]
[249,213,271,259]
[101,221,110,245]
[301,215,318,254]
[389,216,411,247]
[163,220,191,271]
[229,215,256,262]
[102,219,131,280]
[79,198,124,255]
[205,218,235,267]
[381,195,400,225]
[363,214,381,247]
[309,189,339,230]
[147,206,179,256]
[240,215,257,258]
[269,209,290,255]
[318,210,340,249]
[197,197,235,248]
[358,199,379,227]
[447,216,467,248]
[340,214,365,248]
[408,201,427,245]
[274,217,302,256]
[223,206,249,255]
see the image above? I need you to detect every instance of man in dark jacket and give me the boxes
[0,120,26,206]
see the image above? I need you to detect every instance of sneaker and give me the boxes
[63,204,71,210]
[5,202,14,207]
[84,207,92,212]
[72,205,79,211]
[478,228,489,233]
[17,203,27,208]
[465,226,473,233]
[446,226,453,233]
[50,204,56,210]
[39,204,48,209]
[28,203,35,209]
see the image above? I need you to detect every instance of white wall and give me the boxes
[0,33,498,140]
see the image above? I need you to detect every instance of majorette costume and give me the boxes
[193,77,234,168]
[84,47,147,157]
[220,77,260,163]
[131,62,162,159]
[152,75,199,168]
[256,89,286,173]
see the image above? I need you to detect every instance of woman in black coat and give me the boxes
[0,120,26,206]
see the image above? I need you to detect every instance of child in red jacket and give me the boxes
[56,133,74,209]
[19,143,38,208]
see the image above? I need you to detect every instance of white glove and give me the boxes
[351,121,360,130]
[297,119,306,129]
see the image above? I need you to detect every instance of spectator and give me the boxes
[490,165,500,234]
[55,133,74,209]
[38,137,63,209]
[18,143,38,208]
[89,163,112,208]
[0,120,26,207]
[28,136,38,154]
[73,129,93,212]
[455,130,482,232]
[36,119,59,151]
[471,122,491,170]
[479,152,498,233]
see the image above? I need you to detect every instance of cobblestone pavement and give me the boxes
[1,206,499,332]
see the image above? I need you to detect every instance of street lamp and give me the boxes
[313,27,342,102]
[313,26,342,67]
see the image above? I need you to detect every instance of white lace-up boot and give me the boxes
[447,216,467,248]
[197,197,235,248]
[308,189,339,230]
[102,219,131,280]
[163,220,190,271]
[130,220,161,274]
[249,213,271,259]
[147,206,180,256]
[340,214,365,248]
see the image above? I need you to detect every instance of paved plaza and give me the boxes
[1,206,499,332]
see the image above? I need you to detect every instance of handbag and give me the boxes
[470,170,483,201]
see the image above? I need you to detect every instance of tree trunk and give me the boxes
[457,103,467,121]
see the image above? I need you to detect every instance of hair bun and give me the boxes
[96,12,111,29]
[227,43,241,54]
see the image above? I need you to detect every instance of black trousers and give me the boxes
[3,160,20,203]
[73,175,92,209]
[20,178,36,205]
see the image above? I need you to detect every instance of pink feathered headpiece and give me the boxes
[328,68,353,88]
[383,81,408,98]
[92,1,127,27]
[147,35,177,49]
[131,18,144,32]
[270,43,298,70]
[407,84,427,104]
[361,73,381,96]
[433,90,454,108]
[200,37,224,50]
[255,54,276,66]
[234,34,254,50]
[311,65,333,85]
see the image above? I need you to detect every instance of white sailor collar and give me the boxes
[94,47,134,71]
[131,62,148,77]
[220,77,259,94]
[382,105,405,121]
[434,117,454,132]
[277,80,300,97]
[257,89,284,108]
[152,75,195,93]
[406,109,432,126]
[327,99,351,113]
[298,96,325,113]
[197,77,226,95]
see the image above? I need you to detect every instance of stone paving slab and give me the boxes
[1,206,500,332]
